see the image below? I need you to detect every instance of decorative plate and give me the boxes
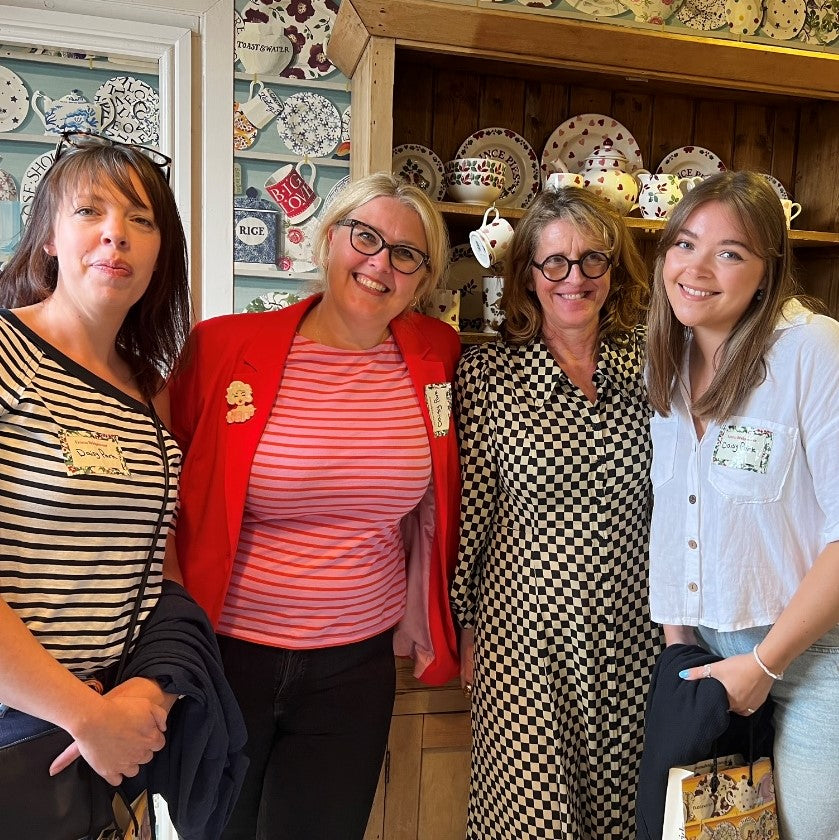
[761,0,807,38]
[233,102,257,151]
[456,127,540,209]
[798,0,839,44]
[677,0,727,28]
[446,244,485,331]
[0,64,29,132]
[724,0,764,33]
[656,145,726,178]
[335,106,351,158]
[392,143,446,201]
[250,0,338,80]
[234,11,245,64]
[243,290,304,313]
[0,167,17,201]
[617,0,685,22]
[759,173,790,200]
[541,113,644,180]
[95,76,159,145]
[323,174,350,212]
[20,149,56,224]
[514,0,555,6]
[276,91,341,158]
[564,0,626,15]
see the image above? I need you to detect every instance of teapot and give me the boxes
[580,140,649,216]
[637,173,702,220]
[31,89,116,136]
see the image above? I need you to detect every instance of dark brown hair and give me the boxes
[0,144,191,400]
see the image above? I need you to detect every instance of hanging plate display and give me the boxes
[392,144,447,202]
[541,113,644,180]
[656,145,726,178]
[0,64,29,132]
[798,0,839,44]
[456,127,540,209]
[446,244,485,332]
[244,0,338,80]
[564,0,626,15]
[617,0,684,22]
[95,76,160,145]
[677,0,727,29]
[758,173,790,200]
[20,149,56,224]
[276,91,341,158]
[761,0,807,38]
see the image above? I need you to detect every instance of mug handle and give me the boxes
[248,79,264,100]
[482,205,500,226]
[789,202,802,220]
[297,159,317,186]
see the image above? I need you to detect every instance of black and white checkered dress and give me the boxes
[451,329,662,839]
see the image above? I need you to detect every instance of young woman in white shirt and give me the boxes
[646,170,839,840]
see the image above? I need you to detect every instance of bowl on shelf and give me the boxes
[444,157,507,204]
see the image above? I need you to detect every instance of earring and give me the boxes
[755,288,765,301]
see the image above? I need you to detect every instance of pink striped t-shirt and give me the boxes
[217,334,432,649]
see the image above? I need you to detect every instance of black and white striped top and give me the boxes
[0,310,180,679]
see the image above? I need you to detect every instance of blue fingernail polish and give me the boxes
[678,669,689,679]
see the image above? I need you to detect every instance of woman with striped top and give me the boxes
[0,133,189,788]
[170,173,462,840]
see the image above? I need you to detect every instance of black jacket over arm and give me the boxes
[635,643,774,840]
[120,580,248,840]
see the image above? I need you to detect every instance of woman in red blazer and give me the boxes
[170,173,461,840]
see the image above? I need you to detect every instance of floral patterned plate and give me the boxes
[95,76,159,145]
[392,144,446,201]
[759,173,790,200]
[456,127,540,209]
[244,0,338,80]
[541,113,644,180]
[446,243,486,331]
[276,91,341,158]
[243,290,304,312]
[798,0,839,44]
[617,0,684,22]
[656,145,726,178]
[564,0,626,15]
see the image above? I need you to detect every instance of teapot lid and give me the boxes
[587,139,627,161]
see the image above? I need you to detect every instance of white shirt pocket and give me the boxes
[650,413,679,490]
[708,416,797,503]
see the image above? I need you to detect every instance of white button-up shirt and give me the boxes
[649,302,839,630]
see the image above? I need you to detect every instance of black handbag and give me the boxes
[0,406,170,840]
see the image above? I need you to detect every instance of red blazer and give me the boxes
[170,296,461,685]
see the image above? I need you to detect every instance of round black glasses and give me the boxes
[531,251,612,282]
[54,131,172,183]
[337,219,429,274]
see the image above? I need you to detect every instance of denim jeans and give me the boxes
[217,629,396,840]
[697,623,839,840]
[0,705,57,747]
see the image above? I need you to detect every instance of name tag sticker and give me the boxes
[424,383,452,438]
[712,424,773,473]
[59,429,130,476]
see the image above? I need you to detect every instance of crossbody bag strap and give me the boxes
[113,403,171,684]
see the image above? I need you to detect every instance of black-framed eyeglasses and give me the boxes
[531,251,612,282]
[337,218,430,275]
[54,131,172,184]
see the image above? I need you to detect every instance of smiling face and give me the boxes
[45,171,161,321]
[529,218,611,340]
[663,201,766,345]
[324,195,429,333]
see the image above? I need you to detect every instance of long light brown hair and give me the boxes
[646,170,805,421]
[501,187,648,346]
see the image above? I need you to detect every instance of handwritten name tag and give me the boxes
[424,383,452,438]
[59,429,130,476]
[712,424,773,474]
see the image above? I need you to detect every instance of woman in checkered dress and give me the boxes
[451,188,663,839]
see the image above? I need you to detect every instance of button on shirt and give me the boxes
[649,302,839,631]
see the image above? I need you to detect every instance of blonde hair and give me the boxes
[311,172,449,310]
[501,187,648,345]
[646,170,803,421]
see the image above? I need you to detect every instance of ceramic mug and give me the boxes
[546,171,585,191]
[240,81,283,129]
[781,198,802,228]
[469,206,514,269]
[423,289,460,331]
[265,161,320,223]
[482,275,505,333]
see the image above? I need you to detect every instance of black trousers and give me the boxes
[218,629,396,840]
